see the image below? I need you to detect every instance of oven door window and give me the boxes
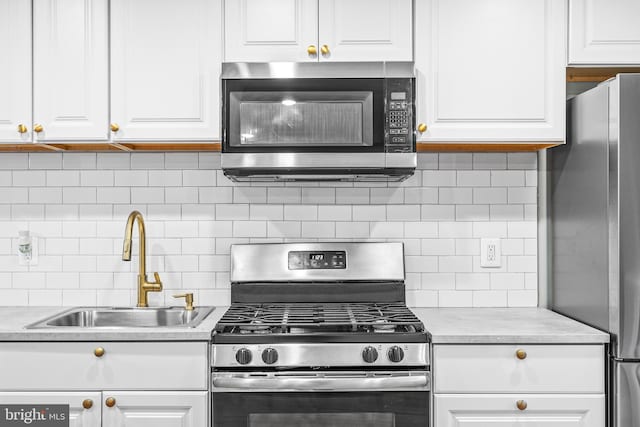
[230,91,373,147]
[212,392,428,427]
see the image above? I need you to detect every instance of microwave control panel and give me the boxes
[385,78,414,152]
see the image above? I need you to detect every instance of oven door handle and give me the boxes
[212,372,430,392]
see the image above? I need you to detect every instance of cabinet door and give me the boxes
[0,0,31,143]
[0,392,102,427]
[318,0,412,62]
[224,0,318,62]
[33,0,109,141]
[435,394,606,427]
[111,0,222,141]
[569,0,640,64]
[102,391,207,427]
[415,0,566,142]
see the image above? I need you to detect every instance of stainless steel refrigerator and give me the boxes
[550,73,640,427]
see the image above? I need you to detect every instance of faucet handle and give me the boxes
[152,272,162,285]
[173,293,194,311]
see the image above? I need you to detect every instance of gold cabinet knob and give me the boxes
[516,400,527,411]
[307,45,317,55]
[417,123,427,133]
[17,124,28,134]
[516,349,527,360]
[82,399,93,409]
[105,397,116,408]
[110,123,120,132]
[320,44,330,55]
[33,124,44,133]
[94,347,105,357]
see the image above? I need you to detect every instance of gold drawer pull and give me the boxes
[105,397,116,408]
[307,45,317,55]
[320,44,330,55]
[516,400,527,411]
[82,399,93,409]
[516,349,527,360]
[94,347,105,357]
[17,124,28,134]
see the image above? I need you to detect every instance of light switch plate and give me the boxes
[480,238,501,268]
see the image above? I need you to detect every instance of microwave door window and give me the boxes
[229,91,373,147]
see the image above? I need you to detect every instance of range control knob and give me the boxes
[235,348,252,365]
[262,348,278,364]
[388,346,405,363]
[362,346,379,363]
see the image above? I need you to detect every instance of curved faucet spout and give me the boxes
[122,210,163,307]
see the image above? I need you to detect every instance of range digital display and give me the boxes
[288,251,346,270]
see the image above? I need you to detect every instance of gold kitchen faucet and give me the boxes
[122,210,163,307]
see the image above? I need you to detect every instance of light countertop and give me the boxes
[0,306,609,344]
[413,307,610,344]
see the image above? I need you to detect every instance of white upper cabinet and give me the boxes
[111,0,222,141]
[33,0,109,141]
[569,0,640,65]
[415,0,566,143]
[224,0,412,62]
[0,0,31,143]
[318,0,412,62]
[224,0,318,62]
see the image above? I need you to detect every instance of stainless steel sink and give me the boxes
[26,306,215,329]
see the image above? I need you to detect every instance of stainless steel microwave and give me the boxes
[221,62,416,182]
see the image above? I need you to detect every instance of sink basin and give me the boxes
[26,306,215,329]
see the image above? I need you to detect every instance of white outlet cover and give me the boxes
[480,238,501,268]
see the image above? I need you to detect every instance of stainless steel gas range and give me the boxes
[210,242,430,427]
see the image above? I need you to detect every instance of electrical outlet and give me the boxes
[480,238,501,268]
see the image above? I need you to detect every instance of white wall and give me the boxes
[0,151,537,307]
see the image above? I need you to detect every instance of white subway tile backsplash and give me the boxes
[13,171,46,187]
[63,153,96,169]
[0,154,28,170]
[47,171,80,187]
[336,188,369,205]
[439,188,472,204]
[165,153,199,169]
[353,205,386,221]
[284,205,318,221]
[268,188,301,204]
[318,205,351,221]
[457,171,490,187]
[64,187,97,204]
[473,153,507,170]
[97,153,130,169]
[0,153,537,307]
[29,153,61,170]
[80,170,114,187]
[508,187,537,204]
[387,205,420,221]
[302,188,335,204]
[28,187,62,204]
[422,170,456,187]
[439,153,472,170]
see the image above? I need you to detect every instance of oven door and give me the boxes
[222,78,385,154]
[211,371,430,427]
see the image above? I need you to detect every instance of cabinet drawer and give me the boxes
[435,393,606,426]
[433,344,604,393]
[0,342,208,391]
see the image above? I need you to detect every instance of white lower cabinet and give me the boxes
[435,394,606,427]
[0,342,209,427]
[0,392,102,427]
[102,391,207,427]
[433,344,606,427]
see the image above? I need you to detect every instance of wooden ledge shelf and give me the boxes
[0,142,221,152]
[0,142,558,153]
[567,66,640,82]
